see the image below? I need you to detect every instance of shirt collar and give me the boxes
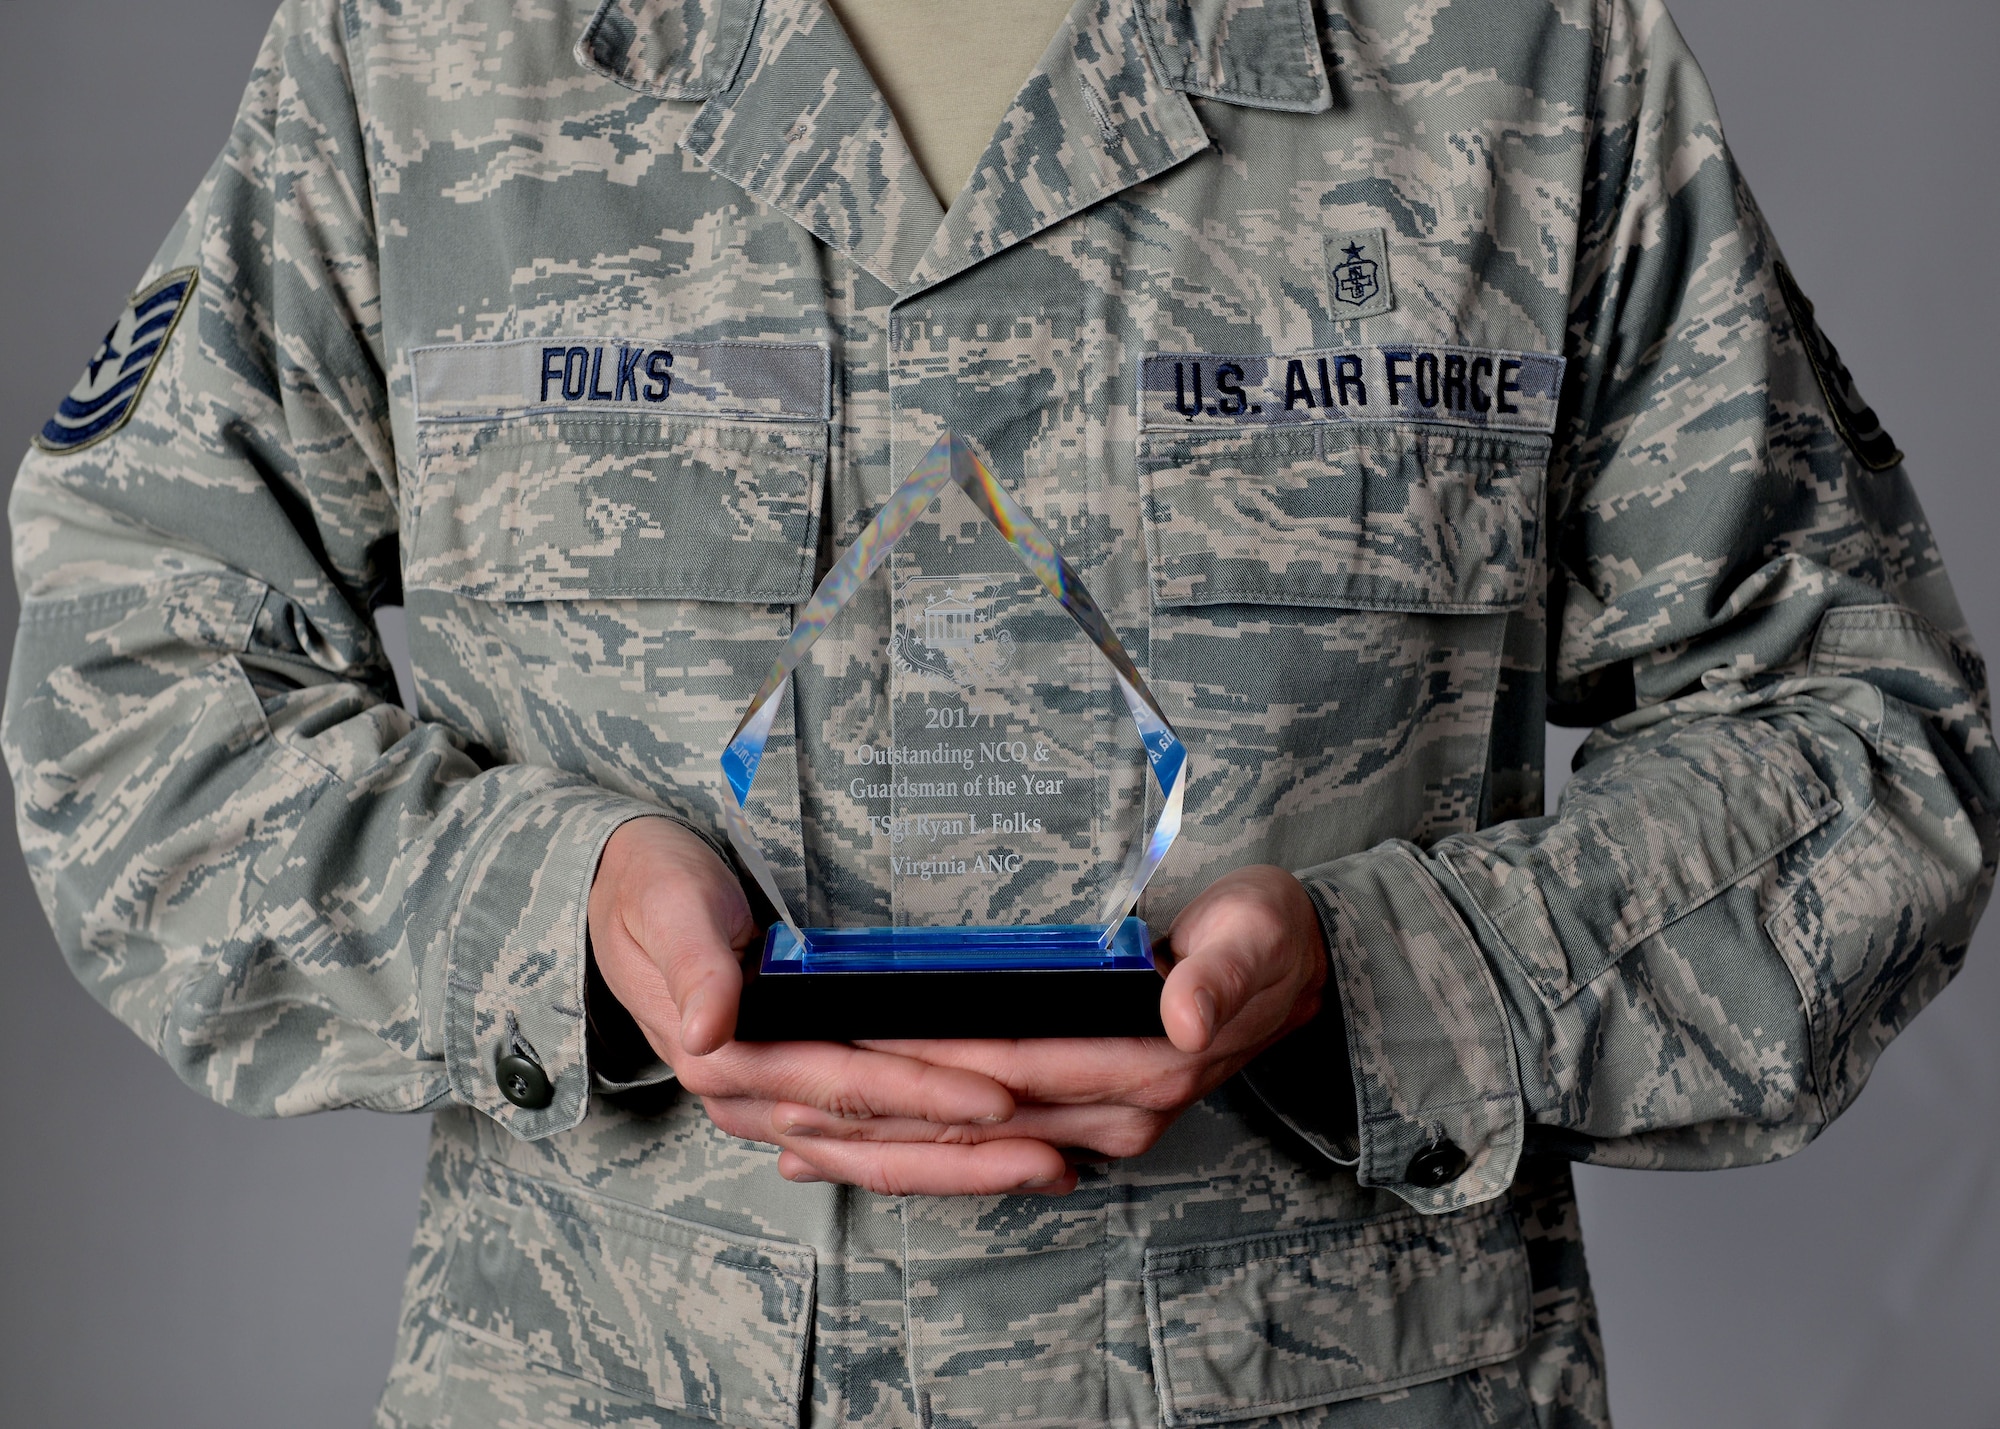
[576,0,1332,293]
[576,0,764,99]
[577,0,1333,109]
[1133,0,1335,112]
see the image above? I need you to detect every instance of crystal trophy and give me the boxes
[721,434,1188,1039]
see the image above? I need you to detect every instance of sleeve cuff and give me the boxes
[1237,992,1362,1168]
[1296,841,1525,1213]
[441,778,671,1139]
[585,931,678,1093]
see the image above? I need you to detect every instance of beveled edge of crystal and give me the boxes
[721,433,1189,946]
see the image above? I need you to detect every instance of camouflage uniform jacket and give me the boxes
[7,0,1995,1425]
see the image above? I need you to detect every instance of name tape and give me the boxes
[411,337,829,424]
[1141,345,1564,434]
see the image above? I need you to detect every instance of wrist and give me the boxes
[584,934,669,1087]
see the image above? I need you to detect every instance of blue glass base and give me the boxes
[736,918,1165,1040]
[759,918,1155,974]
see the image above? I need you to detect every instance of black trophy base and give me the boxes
[734,920,1167,1041]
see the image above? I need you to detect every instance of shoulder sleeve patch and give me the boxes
[1774,260,1904,473]
[33,266,199,456]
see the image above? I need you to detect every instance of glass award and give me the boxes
[721,434,1189,1039]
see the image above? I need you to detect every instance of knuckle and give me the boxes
[1211,954,1259,1005]
[1103,1130,1152,1160]
[860,1164,912,1196]
[701,1097,762,1142]
[1124,1068,1192,1111]
[818,1083,875,1119]
[1153,1069,1202,1109]
[673,1058,727,1097]
[1104,1113,1167,1159]
[1245,899,1291,947]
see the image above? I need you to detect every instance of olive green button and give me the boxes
[495,1050,553,1110]
[1405,1139,1470,1189]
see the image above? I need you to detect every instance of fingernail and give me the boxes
[1019,1172,1064,1190]
[780,1122,822,1138]
[786,1167,825,1183]
[1194,987,1218,1040]
[975,1113,1010,1126]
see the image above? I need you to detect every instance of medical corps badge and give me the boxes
[1323,228,1395,322]
[35,267,198,454]
[1333,243,1378,305]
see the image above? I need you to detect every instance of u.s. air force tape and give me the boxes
[1141,346,1564,434]
[410,337,830,424]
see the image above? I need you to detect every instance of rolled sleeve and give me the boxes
[443,778,666,1138]
[1298,843,1525,1214]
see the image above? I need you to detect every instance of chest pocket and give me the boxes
[1137,424,1550,906]
[401,387,826,883]
[1140,424,1546,613]
[407,412,825,604]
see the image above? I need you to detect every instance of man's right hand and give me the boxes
[587,817,1076,1195]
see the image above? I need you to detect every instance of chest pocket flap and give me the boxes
[1141,425,1549,614]
[440,1165,816,1428]
[409,413,825,604]
[1143,1203,1531,1426]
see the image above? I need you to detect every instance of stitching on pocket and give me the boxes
[1143,1204,1530,1426]
[408,414,827,605]
[1138,425,1549,615]
[441,1162,815,1426]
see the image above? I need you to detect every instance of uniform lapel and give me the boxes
[578,0,1332,295]
[905,0,1332,292]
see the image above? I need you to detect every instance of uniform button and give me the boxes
[1405,1139,1470,1189]
[496,1051,554,1110]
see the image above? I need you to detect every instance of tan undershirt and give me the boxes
[826,0,1077,207]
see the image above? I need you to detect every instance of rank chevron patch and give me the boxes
[35,267,199,454]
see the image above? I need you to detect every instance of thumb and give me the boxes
[615,820,756,1056]
[1158,869,1312,1055]
[659,916,747,1057]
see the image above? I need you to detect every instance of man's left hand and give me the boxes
[705,866,1329,1195]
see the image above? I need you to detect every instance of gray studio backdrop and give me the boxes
[2,2,1995,1424]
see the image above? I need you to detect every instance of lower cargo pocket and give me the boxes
[437,1165,815,1429]
[440,1321,724,1429]
[1143,1203,1531,1427]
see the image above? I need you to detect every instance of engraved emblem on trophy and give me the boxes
[723,434,1187,1037]
[889,582,1016,687]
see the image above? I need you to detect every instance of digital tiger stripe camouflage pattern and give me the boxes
[6,0,1993,1424]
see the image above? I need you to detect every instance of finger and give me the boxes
[774,1137,1076,1197]
[720,1040,1016,1120]
[665,950,743,1057]
[855,1037,1185,1106]
[770,1100,1167,1160]
[641,885,749,1056]
[703,1096,783,1144]
[689,1043,1016,1125]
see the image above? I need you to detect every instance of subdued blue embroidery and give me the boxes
[36,268,199,454]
